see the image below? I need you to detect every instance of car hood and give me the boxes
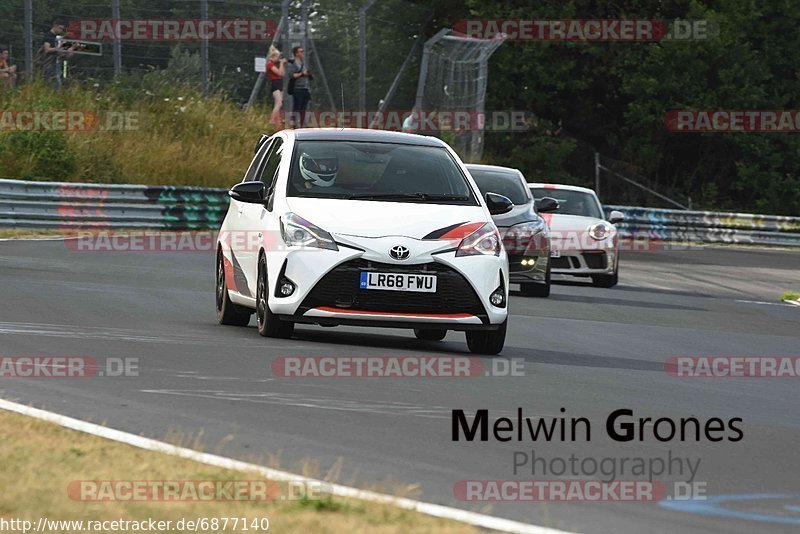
[285,197,488,239]
[544,213,610,232]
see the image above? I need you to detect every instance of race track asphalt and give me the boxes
[0,239,798,533]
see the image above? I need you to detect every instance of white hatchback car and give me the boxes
[216,129,511,354]
[528,184,624,288]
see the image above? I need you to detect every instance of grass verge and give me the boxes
[0,82,278,188]
[0,229,69,239]
[0,409,477,533]
[780,291,800,302]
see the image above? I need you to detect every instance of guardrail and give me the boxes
[0,178,227,229]
[605,205,800,247]
[1,178,799,246]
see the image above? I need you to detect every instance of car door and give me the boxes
[239,137,285,292]
[227,138,273,299]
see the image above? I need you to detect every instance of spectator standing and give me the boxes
[0,45,17,89]
[266,45,287,128]
[287,46,312,128]
[40,18,77,90]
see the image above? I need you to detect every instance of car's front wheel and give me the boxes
[465,321,507,355]
[257,256,294,338]
[414,328,447,341]
[216,251,252,326]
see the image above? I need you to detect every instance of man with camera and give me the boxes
[287,46,312,128]
[40,18,78,90]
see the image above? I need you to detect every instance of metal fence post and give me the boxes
[200,0,210,95]
[24,0,33,83]
[595,152,601,198]
[358,0,377,111]
[111,0,122,78]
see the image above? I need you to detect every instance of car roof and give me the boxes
[285,128,447,147]
[465,164,522,175]
[529,183,598,195]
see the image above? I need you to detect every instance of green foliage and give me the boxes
[0,131,77,179]
[0,81,273,187]
[458,0,800,214]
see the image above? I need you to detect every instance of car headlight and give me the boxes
[280,213,338,251]
[501,220,547,254]
[510,219,546,235]
[588,222,611,241]
[456,222,501,257]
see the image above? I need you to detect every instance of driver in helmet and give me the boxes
[299,151,339,189]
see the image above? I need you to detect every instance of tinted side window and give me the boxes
[243,138,273,182]
[259,138,284,188]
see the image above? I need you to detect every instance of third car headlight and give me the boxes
[588,222,611,241]
[280,213,338,251]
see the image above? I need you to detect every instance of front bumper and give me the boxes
[550,249,617,275]
[509,255,549,283]
[501,228,549,284]
[268,234,509,327]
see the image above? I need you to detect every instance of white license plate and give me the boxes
[359,272,437,293]
[550,249,561,258]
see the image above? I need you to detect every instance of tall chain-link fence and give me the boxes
[414,29,504,162]
[0,0,431,108]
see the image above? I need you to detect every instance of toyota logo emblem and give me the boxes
[389,245,410,261]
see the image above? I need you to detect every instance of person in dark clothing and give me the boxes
[40,18,77,90]
[287,46,312,128]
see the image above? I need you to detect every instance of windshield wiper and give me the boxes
[348,192,470,202]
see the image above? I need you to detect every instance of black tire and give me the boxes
[414,328,447,341]
[257,255,294,338]
[216,251,252,326]
[520,263,551,297]
[465,320,507,355]
[592,270,618,288]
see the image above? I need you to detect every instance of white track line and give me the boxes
[0,398,575,534]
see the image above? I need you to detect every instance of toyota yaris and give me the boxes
[216,129,511,354]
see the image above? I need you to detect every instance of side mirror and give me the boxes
[229,182,266,204]
[608,210,625,224]
[536,196,559,213]
[485,192,514,215]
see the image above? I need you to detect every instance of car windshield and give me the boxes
[468,168,529,205]
[287,140,478,205]
[530,188,604,219]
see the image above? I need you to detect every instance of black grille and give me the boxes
[551,257,571,269]
[582,252,607,270]
[300,259,486,316]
